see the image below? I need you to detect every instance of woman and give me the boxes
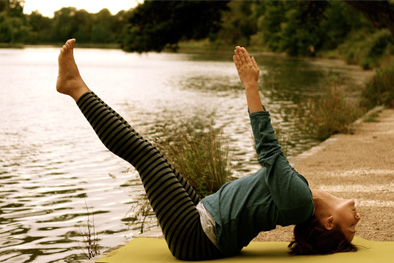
[56,39,360,260]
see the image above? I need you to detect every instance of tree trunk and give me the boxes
[344,0,394,37]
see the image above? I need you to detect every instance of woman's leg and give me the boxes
[79,93,200,206]
[77,92,224,260]
[57,39,223,260]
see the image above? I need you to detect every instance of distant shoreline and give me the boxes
[0,42,123,49]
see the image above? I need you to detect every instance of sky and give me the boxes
[23,0,142,17]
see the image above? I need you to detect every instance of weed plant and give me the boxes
[363,110,381,123]
[125,194,156,234]
[361,62,394,109]
[154,121,231,198]
[297,82,363,141]
[79,202,100,259]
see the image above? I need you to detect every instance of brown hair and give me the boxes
[288,215,358,255]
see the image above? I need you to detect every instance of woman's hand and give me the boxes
[233,46,260,89]
[233,46,264,113]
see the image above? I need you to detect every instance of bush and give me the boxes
[297,83,363,141]
[154,121,231,198]
[340,29,394,69]
[361,62,394,109]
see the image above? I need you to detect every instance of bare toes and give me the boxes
[67,39,76,48]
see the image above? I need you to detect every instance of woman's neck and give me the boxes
[311,189,341,216]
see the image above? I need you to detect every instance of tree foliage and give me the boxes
[27,10,51,43]
[0,0,27,43]
[216,1,257,46]
[0,1,130,45]
[344,0,394,37]
[255,0,376,56]
[121,0,229,52]
[0,0,393,61]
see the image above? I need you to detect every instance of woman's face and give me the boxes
[333,199,361,241]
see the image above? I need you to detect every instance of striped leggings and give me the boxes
[77,92,224,260]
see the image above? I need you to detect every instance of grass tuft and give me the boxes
[124,194,155,234]
[79,201,100,260]
[296,81,363,141]
[361,62,394,109]
[154,121,231,198]
[363,110,381,123]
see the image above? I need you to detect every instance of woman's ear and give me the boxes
[324,216,334,230]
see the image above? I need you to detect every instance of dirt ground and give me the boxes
[254,108,394,242]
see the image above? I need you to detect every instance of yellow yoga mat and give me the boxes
[96,237,394,263]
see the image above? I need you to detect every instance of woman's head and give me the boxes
[328,198,361,242]
[288,215,358,255]
[289,190,361,255]
[311,190,361,242]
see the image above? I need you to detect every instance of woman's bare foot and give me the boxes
[56,39,90,101]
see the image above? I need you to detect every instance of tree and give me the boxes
[26,10,52,43]
[256,0,289,52]
[112,10,131,43]
[344,0,394,37]
[51,7,94,43]
[7,0,24,17]
[51,7,78,42]
[0,0,25,17]
[0,1,6,12]
[280,0,329,56]
[216,1,257,46]
[121,0,229,52]
[73,9,92,43]
[254,0,375,56]
[91,9,115,43]
[0,0,27,43]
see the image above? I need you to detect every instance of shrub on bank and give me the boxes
[339,29,394,69]
[154,122,231,198]
[361,62,394,109]
[297,83,363,141]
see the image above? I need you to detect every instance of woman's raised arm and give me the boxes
[233,46,264,113]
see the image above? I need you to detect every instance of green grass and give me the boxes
[363,110,381,123]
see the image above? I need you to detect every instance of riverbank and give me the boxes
[90,106,394,262]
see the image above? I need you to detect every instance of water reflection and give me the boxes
[0,47,371,262]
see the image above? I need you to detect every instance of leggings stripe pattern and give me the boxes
[77,92,224,260]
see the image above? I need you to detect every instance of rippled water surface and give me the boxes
[0,47,370,262]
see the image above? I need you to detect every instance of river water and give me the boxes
[0,46,371,262]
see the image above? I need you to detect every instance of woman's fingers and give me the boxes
[234,46,259,74]
[233,55,240,71]
[239,47,247,64]
[235,46,255,68]
[235,46,246,64]
[240,47,252,64]
[251,57,259,71]
[234,47,240,64]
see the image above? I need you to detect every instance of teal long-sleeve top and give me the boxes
[201,110,314,256]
